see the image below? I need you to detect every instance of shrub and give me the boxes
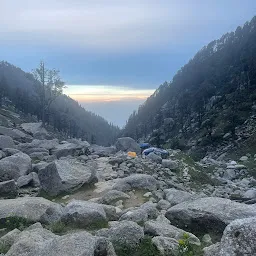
[47,221,67,234]
[177,233,202,256]
[4,215,31,231]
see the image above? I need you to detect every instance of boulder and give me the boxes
[0,135,15,149]
[21,122,50,139]
[115,137,140,154]
[0,126,29,141]
[0,228,21,248]
[0,197,63,224]
[165,197,256,235]
[89,145,116,157]
[0,161,20,181]
[0,180,18,198]
[6,224,116,256]
[144,216,200,246]
[242,189,256,199]
[204,217,256,256]
[38,159,97,196]
[17,172,40,188]
[18,139,59,153]
[96,220,144,249]
[147,152,162,164]
[51,142,85,158]
[113,174,158,192]
[98,190,130,205]
[239,155,248,161]
[152,236,178,256]
[0,152,32,179]
[162,159,178,170]
[61,200,107,228]
[164,188,199,206]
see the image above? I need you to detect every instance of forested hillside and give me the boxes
[0,61,120,145]
[123,16,256,159]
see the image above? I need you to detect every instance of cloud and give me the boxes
[0,0,203,52]
[64,85,155,102]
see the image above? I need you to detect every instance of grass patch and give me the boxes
[0,216,32,231]
[46,221,67,235]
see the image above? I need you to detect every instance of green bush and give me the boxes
[4,216,31,231]
[47,221,67,234]
[177,233,202,256]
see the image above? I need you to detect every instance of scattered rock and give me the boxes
[0,197,63,224]
[96,220,144,249]
[165,197,256,235]
[115,137,140,154]
[204,217,256,256]
[38,159,97,196]
[62,200,107,228]
[152,236,179,256]
[0,180,18,198]
[113,174,158,192]
[147,152,162,164]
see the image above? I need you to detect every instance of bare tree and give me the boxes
[32,61,65,126]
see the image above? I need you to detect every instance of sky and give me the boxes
[1,0,256,127]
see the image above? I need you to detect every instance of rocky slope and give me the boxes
[123,16,256,161]
[0,118,256,255]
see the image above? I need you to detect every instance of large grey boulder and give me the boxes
[152,236,179,256]
[18,139,59,153]
[120,202,159,223]
[21,122,50,139]
[0,135,15,149]
[89,145,116,157]
[115,137,140,154]
[51,142,86,158]
[204,217,256,256]
[62,200,107,228]
[145,215,200,246]
[164,188,200,206]
[17,172,40,188]
[0,152,32,182]
[0,197,63,224]
[0,161,20,181]
[147,152,162,164]
[38,159,97,196]
[6,224,116,256]
[113,174,158,192]
[0,228,21,248]
[165,197,256,234]
[0,180,18,198]
[96,220,144,249]
[162,159,178,170]
[0,126,30,141]
[98,190,130,205]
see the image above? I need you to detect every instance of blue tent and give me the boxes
[139,143,150,149]
[143,147,169,156]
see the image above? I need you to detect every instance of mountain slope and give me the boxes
[123,16,256,159]
[0,61,120,146]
